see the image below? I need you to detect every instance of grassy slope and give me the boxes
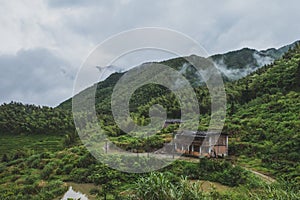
[0,134,64,157]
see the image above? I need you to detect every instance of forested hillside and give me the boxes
[0,102,74,135]
[0,42,299,199]
[224,45,300,181]
[58,41,298,111]
[58,41,300,183]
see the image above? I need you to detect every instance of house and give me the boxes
[174,130,228,157]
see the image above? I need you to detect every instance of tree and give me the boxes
[1,154,9,162]
[91,170,120,200]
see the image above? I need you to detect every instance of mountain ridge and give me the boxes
[58,40,299,109]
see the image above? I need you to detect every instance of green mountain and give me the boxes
[211,41,298,80]
[58,41,298,111]
[0,41,299,199]
[223,44,300,180]
[1,41,299,177]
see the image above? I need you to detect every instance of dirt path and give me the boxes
[244,168,276,183]
[177,156,276,183]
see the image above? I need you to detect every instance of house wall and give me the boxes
[213,146,227,156]
[175,134,228,157]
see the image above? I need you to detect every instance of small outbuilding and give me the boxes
[163,119,183,128]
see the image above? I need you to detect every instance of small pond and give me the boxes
[61,186,89,200]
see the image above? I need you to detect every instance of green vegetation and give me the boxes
[128,172,299,200]
[0,145,298,199]
[0,42,299,199]
[0,102,74,135]
[0,134,64,157]
[224,45,300,181]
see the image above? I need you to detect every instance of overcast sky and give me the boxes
[1,0,300,106]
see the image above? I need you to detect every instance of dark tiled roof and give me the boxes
[164,119,183,123]
[176,130,226,137]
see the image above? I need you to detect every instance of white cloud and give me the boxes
[0,0,300,106]
[0,48,74,106]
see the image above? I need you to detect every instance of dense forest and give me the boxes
[0,43,299,199]
[0,102,74,135]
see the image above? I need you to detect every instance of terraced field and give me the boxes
[0,134,64,156]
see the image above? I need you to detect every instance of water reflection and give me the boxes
[61,186,89,200]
